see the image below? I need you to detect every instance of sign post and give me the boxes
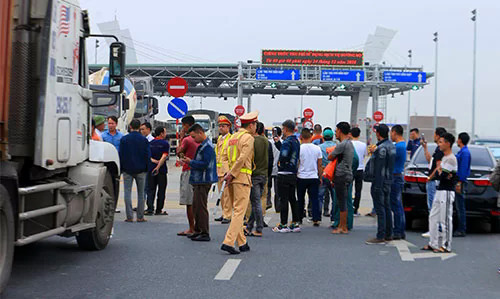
[303,108,314,119]
[167,77,188,98]
[234,105,245,117]
[373,111,384,122]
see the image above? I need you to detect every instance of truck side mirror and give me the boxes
[109,42,126,93]
[122,95,129,110]
[151,97,159,115]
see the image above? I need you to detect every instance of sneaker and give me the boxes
[453,231,466,237]
[272,224,290,233]
[421,231,430,238]
[353,212,361,217]
[365,238,386,245]
[365,212,376,217]
[323,212,330,217]
[313,221,320,227]
[289,223,301,233]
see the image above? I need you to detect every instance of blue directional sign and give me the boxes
[321,70,365,82]
[167,97,188,119]
[256,68,300,81]
[383,71,427,83]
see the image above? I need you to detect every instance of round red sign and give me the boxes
[167,77,188,98]
[234,105,245,117]
[303,108,314,119]
[373,111,384,122]
[303,119,314,130]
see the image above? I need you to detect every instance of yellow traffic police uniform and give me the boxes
[222,127,255,248]
[216,133,232,220]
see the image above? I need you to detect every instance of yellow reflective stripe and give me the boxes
[227,131,247,165]
[216,163,223,167]
[216,134,231,161]
[240,168,252,174]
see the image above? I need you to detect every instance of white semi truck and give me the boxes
[0,0,127,292]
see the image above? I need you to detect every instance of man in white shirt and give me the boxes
[140,122,154,142]
[297,129,323,226]
[350,127,368,216]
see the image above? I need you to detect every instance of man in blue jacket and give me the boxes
[366,124,396,244]
[119,119,151,222]
[272,119,301,233]
[181,124,218,242]
[454,132,471,237]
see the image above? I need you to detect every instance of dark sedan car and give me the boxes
[403,144,500,232]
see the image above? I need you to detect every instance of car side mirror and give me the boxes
[109,42,126,94]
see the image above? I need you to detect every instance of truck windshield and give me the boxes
[93,104,119,118]
[197,120,210,131]
[135,97,149,116]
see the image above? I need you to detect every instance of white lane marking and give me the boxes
[214,259,241,280]
[169,102,186,116]
[169,85,186,90]
[387,240,457,261]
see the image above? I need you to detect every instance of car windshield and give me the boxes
[412,145,494,168]
[488,146,500,160]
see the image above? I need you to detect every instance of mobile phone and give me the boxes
[421,133,425,142]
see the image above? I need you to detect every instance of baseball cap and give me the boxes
[323,129,334,139]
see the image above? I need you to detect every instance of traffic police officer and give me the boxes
[215,115,232,223]
[221,111,258,254]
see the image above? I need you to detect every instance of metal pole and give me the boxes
[433,32,438,129]
[237,61,243,106]
[247,95,252,112]
[95,40,99,64]
[471,9,477,139]
[335,96,338,125]
[407,50,412,141]
[300,95,303,118]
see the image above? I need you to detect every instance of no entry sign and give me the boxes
[167,77,188,98]
[234,105,245,117]
[303,108,314,119]
[373,111,384,122]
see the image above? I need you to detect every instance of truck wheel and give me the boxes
[76,171,116,250]
[0,186,14,294]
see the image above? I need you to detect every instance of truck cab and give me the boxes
[1,0,127,292]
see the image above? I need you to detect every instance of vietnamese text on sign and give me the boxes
[262,50,363,66]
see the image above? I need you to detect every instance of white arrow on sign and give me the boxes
[417,73,422,83]
[356,72,361,82]
[291,71,296,80]
[387,240,457,261]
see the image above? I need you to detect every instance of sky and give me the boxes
[82,0,500,137]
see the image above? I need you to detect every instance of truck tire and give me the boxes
[0,186,14,294]
[76,171,116,250]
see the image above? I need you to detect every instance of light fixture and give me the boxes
[224,97,227,101]
[338,84,346,90]
[411,85,419,91]
[392,93,395,98]
[271,94,275,99]
[401,91,404,95]
[329,95,333,100]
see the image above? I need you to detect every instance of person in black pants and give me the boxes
[146,126,170,215]
[350,127,367,216]
[272,120,301,233]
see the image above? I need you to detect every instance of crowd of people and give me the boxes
[92,111,475,255]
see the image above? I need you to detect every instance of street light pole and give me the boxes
[407,49,412,141]
[95,40,99,64]
[433,32,438,130]
[471,9,477,139]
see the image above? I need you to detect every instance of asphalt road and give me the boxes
[3,161,500,298]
